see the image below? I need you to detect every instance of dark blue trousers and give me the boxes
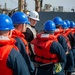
[65,50,74,72]
[72,49,75,67]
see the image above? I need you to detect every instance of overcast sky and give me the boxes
[0,0,75,11]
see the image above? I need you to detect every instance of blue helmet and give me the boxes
[44,20,56,31]
[53,16,63,26]
[65,20,70,28]
[70,21,75,28]
[62,21,68,29]
[11,11,30,24]
[0,14,14,30]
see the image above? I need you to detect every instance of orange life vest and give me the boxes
[54,28,71,50]
[54,28,63,38]
[62,32,71,50]
[31,33,59,64]
[12,29,29,55]
[70,28,75,36]
[0,38,17,75]
[65,28,71,36]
